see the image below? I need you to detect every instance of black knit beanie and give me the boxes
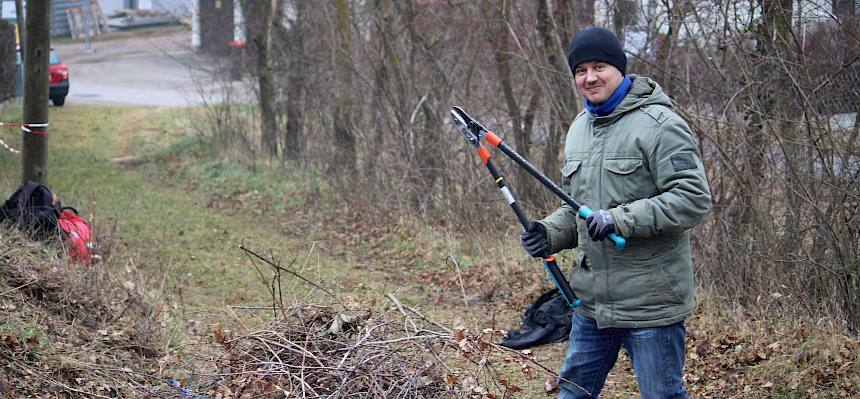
[567,27,627,75]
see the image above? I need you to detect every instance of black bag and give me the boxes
[0,181,61,240]
[500,289,574,349]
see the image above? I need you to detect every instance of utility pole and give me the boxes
[21,0,50,184]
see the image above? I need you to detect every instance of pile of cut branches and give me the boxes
[193,246,576,398]
[205,294,563,398]
[209,296,453,398]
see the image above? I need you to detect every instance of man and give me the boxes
[520,27,711,398]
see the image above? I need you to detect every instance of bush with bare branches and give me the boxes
[195,1,860,334]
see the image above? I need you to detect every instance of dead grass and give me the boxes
[0,223,172,397]
[681,293,860,398]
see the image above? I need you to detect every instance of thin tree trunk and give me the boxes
[656,0,683,95]
[538,0,578,189]
[284,1,306,162]
[484,1,539,206]
[241,0,279,158]
[612,0,625,42]
[334,0,357,175]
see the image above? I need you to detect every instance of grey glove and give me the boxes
[586,209,615,241]
[520,221,548,257]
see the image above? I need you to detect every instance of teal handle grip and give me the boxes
[542,259,582,308]
[578,206,627,250]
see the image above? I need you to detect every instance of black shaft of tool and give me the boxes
[486,160,530,226]
[496,141,583,210]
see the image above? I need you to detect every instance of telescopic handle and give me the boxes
[543,256,582,308]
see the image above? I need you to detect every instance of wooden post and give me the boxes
[22,0,50,184]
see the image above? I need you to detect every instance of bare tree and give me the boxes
[282,1,307,162]
[483,1,541,206]
[333,0,357,175]
[198,0,860,333]
[241,0,279,158]
[537,0,578,185]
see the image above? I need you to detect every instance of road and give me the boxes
[54,27,230,107]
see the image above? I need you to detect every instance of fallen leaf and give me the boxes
[545,379,559,393]
[213,322,227,344]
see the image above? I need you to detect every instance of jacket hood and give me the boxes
[595,75,673,122]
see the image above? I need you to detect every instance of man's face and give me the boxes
[574,61,624,105]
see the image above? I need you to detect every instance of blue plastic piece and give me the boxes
[608,234,626,250]
[578,206,627,250]
[169,380,207,399]
[578,205,593,219]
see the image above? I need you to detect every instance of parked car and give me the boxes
[15,47,70,106]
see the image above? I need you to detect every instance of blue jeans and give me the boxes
[558,313,688,398]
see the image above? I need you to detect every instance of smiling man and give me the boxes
[519,27,712,398]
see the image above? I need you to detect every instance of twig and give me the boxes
[240,244,344,307]
[446,254,471,309]
[0,279,37,297]
[386,293,419,333]
[8,357,115,399]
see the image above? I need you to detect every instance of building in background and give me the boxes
[0,0,189,37]
[191,0,242,55]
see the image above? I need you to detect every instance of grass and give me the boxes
[0,103,466,324]
[0,320,48,357]
[1,105,309,321]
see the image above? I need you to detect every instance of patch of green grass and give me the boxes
[0,320,50,359]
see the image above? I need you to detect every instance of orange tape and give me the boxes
[485,131,501,147]
[543,256,555,262]
[477,146,491,165]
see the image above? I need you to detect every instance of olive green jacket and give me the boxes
[540,75,711,329]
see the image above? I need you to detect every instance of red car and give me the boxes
[48,49,69,106]
[15,47,70,106]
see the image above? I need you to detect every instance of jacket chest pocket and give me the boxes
[561,159,584,202]
[602,157,652,204]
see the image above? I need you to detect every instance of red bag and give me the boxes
[58,208,93,263]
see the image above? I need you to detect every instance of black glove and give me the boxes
[586,209,615,241]
[520,221,548,258]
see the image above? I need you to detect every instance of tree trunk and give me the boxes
[538,0,578,193]
[367,0,394,181]
[612,0,625,42]
[656,0,683,95]
[333,0,357,175]
[283,1,306,162]
[402,0,445,210]
[484,0,540,206]
[574,0,595,31]
[241,0,279,158]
